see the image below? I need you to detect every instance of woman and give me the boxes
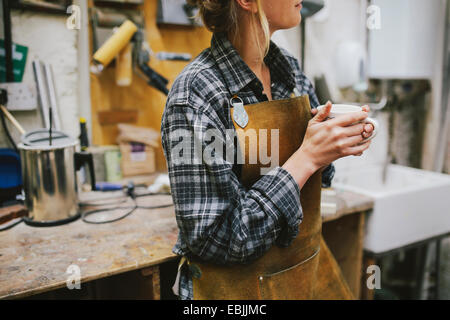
[161,0,373,300]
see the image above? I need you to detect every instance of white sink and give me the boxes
[333,164,450,254]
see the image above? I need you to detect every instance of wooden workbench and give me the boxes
[0,189,373,300]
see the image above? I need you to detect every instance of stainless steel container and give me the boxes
[18,130,95,225]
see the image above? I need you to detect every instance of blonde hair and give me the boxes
[188,0,270,62]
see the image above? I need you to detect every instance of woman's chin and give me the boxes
[287,14,302,28]
[284,17,302,29]
[271,14,302,31]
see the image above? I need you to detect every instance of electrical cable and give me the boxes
[0,182,173,229]
[0,217,23,232]
[80,190,173,225]
[81,202,138,224]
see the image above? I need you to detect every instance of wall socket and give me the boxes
[0,82,38,111]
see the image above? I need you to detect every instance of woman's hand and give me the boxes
[311,104,374,157]
[360,105,374,140]
[282,101,372,188]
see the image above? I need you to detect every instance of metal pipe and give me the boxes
[44,63,61,130]
[2,0,14,82]
[32,60,51,129]
[435,239,441,299]
[433,0,450,172]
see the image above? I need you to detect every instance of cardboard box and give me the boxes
[119,142,155,177]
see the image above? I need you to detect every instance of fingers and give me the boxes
[364,123,374,133]
[339,134,365,148]
[312,101,332,122]
[361,105,373,135]
[362,131,372,139]
[329,110,368,127]
[343,139,371,156]
[340,123,365,137]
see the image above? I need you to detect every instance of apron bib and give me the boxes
[189,94,353,300]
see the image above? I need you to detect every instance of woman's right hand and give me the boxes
[282,101,371,189]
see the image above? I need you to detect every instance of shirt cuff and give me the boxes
[251,166,303,246]
[321,163,335,188]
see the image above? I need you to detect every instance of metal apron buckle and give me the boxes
[230,95,248,128]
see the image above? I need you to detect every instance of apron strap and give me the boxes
[172,256,187,296]
[231,87,300,129]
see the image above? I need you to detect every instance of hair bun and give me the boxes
[186,0,235,34]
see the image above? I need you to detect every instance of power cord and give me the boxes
[0,183,173,229]
[80,182,173,224]
[0,217,23,232]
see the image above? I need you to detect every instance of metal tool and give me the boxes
[133,30,169,95]
[137,49,169,95]
[156,51,191,61]
[90,21,169,95]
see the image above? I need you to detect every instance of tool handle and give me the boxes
[115,43,133,86]
[156,52,191,61]
[138,63,169,95]
[74,151,97,191]
[95,182,123,191]
[0,105,26,135]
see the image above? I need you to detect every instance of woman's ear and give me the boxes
[234,0,258,14]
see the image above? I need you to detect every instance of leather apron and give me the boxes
[189,93,354,300]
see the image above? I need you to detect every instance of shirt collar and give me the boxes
[210,32,296,96]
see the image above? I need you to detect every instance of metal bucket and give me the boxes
[18,129,95,225]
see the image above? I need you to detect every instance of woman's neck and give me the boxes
[228,17,273,79]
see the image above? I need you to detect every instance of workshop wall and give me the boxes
[90,1,211,171]
[89,1,304,173]
[0,8,80,148]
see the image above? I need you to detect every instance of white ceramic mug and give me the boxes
[316,104,379,142]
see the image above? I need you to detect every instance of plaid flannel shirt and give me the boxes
[161,32,335,300]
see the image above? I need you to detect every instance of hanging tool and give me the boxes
[92,20,138,73]
[91,20,170,95]
[156,51,191,61]
[137,46,169,95]
[115,43,133,86]
[131,30,168,94]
